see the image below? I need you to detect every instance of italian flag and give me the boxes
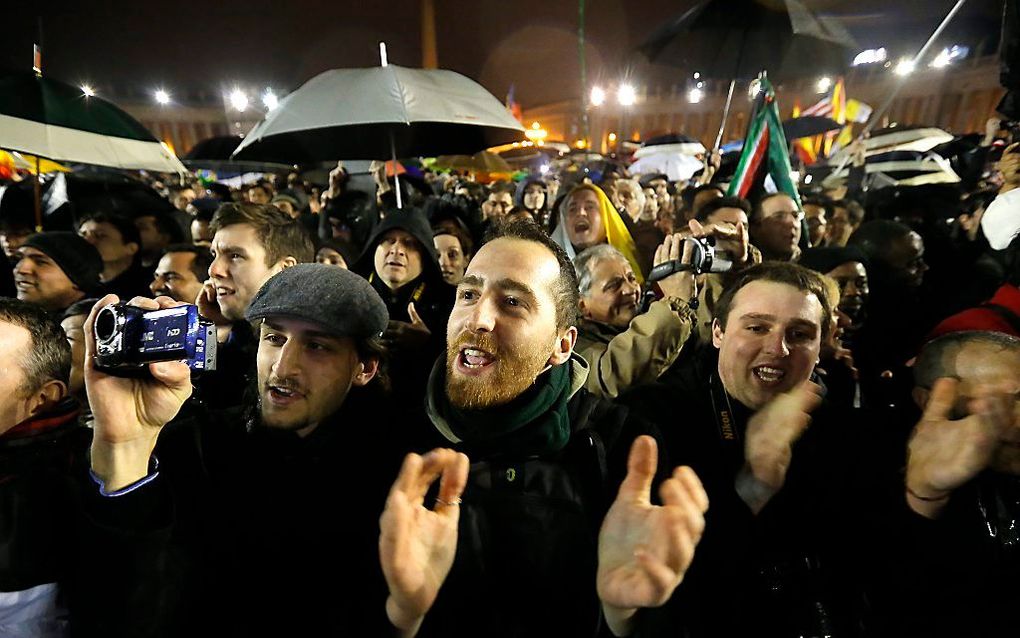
[727,77,801,208]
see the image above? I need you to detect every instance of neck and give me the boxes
[102,257,133,282]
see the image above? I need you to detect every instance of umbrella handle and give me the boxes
[390,129,402,209]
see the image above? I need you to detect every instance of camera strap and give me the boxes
[708,372,741,451]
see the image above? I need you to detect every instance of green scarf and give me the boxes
[432,362,573,459]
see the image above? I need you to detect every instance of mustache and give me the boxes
[449,331,499,357]
[265,377,305,394]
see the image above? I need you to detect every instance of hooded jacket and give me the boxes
[550,183,645,282]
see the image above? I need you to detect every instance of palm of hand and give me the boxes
[909,414,997,493]
[385,495,459,615]
[597,500,688,609]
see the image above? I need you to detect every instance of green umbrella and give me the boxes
[0,70,186,174]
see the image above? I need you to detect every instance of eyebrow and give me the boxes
[214,244,247,255]
[739,312,818,329]
[459,275,539,303]
[263,320,341,343]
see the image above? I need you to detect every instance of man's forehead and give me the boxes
[732,281,822,324]
[382,228,415,241]
[213,223,259,247]
[762,195,797,212]
[467,238,559,286]
[261,317,348,343]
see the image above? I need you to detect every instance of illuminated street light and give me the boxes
[590,86,606,107]
[154,89,170,105]
[81,84,95,97]
[688,87,704,104]
[894,58,916,76]
[229,89,249,112]
[930,45,969,69]
[617,84,636,106]
[608,132,617,142]
[816,76,832,93]
[262,89,278,110]
[693,72,701,79]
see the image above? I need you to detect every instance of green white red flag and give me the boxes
[727,77,801,208]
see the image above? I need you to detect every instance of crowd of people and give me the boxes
[0,112,1018,638]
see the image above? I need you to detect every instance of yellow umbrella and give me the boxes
[0,150,70,174]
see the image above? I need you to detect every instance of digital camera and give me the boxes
[647,236,733,283]
[93,303,217,374]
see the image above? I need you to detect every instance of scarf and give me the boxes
[429,361,573,460]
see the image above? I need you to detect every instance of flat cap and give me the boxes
[245,264,388,339]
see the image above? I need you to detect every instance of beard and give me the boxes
[445,331,552,410]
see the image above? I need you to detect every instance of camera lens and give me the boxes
[95,307,117,342]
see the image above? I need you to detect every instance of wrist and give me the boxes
[386,596,424,636]
[602,602,638,636]
[90,433,160,492]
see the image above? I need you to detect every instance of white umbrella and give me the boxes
[232,65,525,163]
[630,153,704,182]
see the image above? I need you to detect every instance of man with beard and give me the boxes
[622,261,900,637]
[573,236,696,398]
[378,220,709,637]
[82,265,402,635]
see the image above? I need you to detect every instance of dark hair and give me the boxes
[832,199,865,225]
[0,298,72,391]
[914,331,1020,390]
[751,192,797,224]
[846,220,914,261]
[210,203,315,266]
[193,207,215,223]
[683,183,726,212]
[79,213,142,248]
[802,196,835,218]
[433,224,474,259]
[162,243,214,281]
[482,219,579,330]
[137,211,186,244]
[695,196,752,223]
[355,334,390,392]
[713,262,835,341]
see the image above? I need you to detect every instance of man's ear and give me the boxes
[711,318,725,349]
[126,241,140,257]
[27,380,67,419]
[271,256,299,275]
[352,357,379,387]
[911,387,930,411]
[577,297,589,319]
[547,326,577,367]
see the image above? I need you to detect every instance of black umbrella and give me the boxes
[639,0,856,150]
[38,170,175,230]
[182,135,294,175]
[782,116,843,141]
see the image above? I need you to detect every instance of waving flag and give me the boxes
[506,84,523,123]
[727,77,801,207]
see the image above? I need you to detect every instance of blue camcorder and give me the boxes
[93,303,217,375]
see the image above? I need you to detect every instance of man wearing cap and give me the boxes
[14,231,104,316]
[82,264,402,635]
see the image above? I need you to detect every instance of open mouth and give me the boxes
[267,384,304,404]
[385,261,406,269]
[458,347,496,370]
[752,365,786,385]
[216,287,235,297]
[15,280,35,290]
[574,220,591,233]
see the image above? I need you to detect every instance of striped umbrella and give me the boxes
[0,70,186,174]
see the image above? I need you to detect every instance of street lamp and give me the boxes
[688,87,704,104]
[81,84,95,97]
[262,89,279,110]
[617,84,636,107]
[229,89,249,112]
[590,86,606,107]
[154,89,170,105]
[894,58,915,76]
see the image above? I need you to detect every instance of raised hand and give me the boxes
[597,436,708,636]
[382,302,432,351]
[379,448,469,636]
[739,380,822,511]
[906,378,1013,518]
[688,217,749,265]
[84,295,193,491]
[653,234,696,301]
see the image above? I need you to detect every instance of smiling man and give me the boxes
[82,264,401,635]
[14,232,104,315]
[377,220,709,637]
[572,239,696,399]
[619,261,898,637]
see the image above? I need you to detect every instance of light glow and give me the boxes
[229,89,249,112]
[262,89,278,110]
[617,84,636,106]
[81,84,95,97]
[816,77,832,93]
[894,58,916,76]
[154,89,170,105]
[590,86,606,107]
[688,87,704,104]
[852,48,888,66]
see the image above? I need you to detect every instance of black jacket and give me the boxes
[622,345,906,638]
[87,387,403,637]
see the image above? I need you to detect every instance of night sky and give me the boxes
[1,0,1003,109]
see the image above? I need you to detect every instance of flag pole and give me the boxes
[830,0,969,176]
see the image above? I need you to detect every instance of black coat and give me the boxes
[88,388,403,637]
[622,346,906,638]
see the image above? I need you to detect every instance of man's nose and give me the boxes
[762,330,790,357]
[466,297,497,333]
[272,340,302,378]
[150,276,164,295]
[208,255,227,279]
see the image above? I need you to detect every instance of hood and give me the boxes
[514,177,547,209]
[549,183,644,282]
[354,207,442,284]
[425,353,590,445]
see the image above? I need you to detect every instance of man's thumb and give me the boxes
[407,302,423,326]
